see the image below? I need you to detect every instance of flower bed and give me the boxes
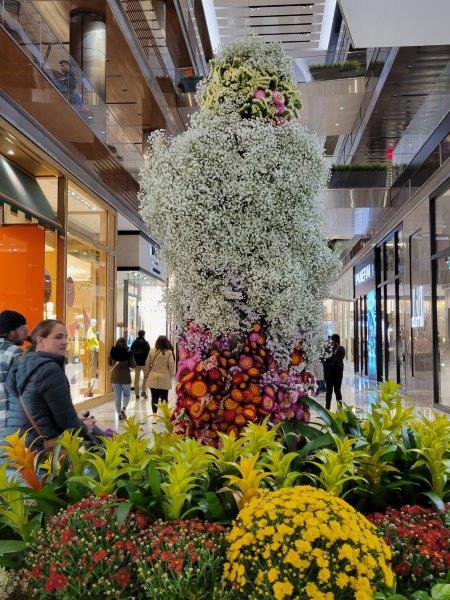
[24,496,230,599]
[369,505,450,594]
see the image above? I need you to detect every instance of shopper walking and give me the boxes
[144,335,175,423]
[323,333,346,410]
[130,330,150,399]
[0,310,28,431]
[109,337,136,420]
[5,319,97,449]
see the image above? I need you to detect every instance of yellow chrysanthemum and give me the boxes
[224,486,394,599]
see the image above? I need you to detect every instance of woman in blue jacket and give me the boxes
[6,319,97,450]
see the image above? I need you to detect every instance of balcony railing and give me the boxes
[393,60,450,176]
[0,0,144,179]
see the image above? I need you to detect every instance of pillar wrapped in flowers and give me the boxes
[140,37,338,445]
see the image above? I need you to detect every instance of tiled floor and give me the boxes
[89,369,442,436]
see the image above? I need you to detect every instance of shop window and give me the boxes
[44,230,58,319]
[66,235,107,403]
[433,188,450,254]
[435,254,450,407]
[410,230,433,378]
[68,184,108,244]
[385,236,396,281]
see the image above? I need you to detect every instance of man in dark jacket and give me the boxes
[323,333,346,410]
[0,310,28,431]
[130,330,150,399]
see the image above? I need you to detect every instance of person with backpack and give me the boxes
[144,335,175,423]
[130,330,150,400]
[109,337,136,420]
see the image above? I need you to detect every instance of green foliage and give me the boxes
[411,414,450,501]
[331,162,389,171]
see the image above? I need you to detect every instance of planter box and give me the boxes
[310,66,365,81]
[329,170,387,189]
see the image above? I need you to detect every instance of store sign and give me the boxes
[367,289,377,380]
[411,285,424,328]
[355,264,374,286]
[354,253,376,297]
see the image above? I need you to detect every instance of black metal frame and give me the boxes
[430,178,450,407]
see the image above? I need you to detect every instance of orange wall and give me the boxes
[0,226,45,330]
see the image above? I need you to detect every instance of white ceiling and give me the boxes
[340,0,450,48]
[298,76,365,136]
[210,0,335,54]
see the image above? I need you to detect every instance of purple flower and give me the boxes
[254,89,266,100]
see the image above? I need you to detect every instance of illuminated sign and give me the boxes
[355,264,374,287]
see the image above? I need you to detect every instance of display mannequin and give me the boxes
[86,318,99,396]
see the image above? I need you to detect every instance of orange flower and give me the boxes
[189,401,204,418]
[190,379,208,398]
[0,431,42,490]
[242,406,257,421]
[247,367,261,378]
[231,389,243,402]
[290,351,302,366]
[206,399,219,412]
[234,414,247,427]
[181,371,195,384]
[224,398,239,410]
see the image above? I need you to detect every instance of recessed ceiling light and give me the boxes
[339,106,344,110]
[7,149,14,155]
[335,123,339,126]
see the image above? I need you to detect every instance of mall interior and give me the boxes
[2,0,449,415]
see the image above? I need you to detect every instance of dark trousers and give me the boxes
[150,388,168,413]
[324,373,343,410]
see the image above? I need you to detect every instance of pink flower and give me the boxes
[274,102,286,115]
[272,90,285,104]
[254,89,266,100]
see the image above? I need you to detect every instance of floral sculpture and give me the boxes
[140,36,338,444]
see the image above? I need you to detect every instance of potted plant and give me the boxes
[329,163,389,188]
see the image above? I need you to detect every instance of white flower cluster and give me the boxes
[140,38,339,366]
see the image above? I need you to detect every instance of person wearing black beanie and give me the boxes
[0,310,28,429]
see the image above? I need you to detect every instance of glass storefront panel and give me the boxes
[385,236,396,281]
[386,282,397,380]
[44,230,58,319]
[435,254,450,407]
[410,230,434,379]
[116,271,166,349]
[68,183,108,244]
[66,235,107,403]
[434,189,450,254]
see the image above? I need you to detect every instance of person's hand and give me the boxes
[85,417,95,433]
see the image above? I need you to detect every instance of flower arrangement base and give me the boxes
[171,323,314,446]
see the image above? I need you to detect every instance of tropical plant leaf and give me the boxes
[0,540,26,554]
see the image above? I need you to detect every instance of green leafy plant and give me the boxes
[331,162,389,171]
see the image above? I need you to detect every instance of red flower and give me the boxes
[60,528,75,543]
[135,513,148,529]
[169,558,184,573]
[31,565,42,579]
[160,551,173,561]
[92,549,107,563]
[93,519,106,528]
[44,572,68,593]
[115,567,131,588]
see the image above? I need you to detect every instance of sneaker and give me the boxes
[119,408,126,421]
[141,392,148,399]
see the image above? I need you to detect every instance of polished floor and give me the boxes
[90,369,440,437]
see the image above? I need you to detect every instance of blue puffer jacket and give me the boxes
[5,351,87,449]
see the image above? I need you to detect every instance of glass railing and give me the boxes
[0,0,144,178]
[393,61,450,175]
[334,48,392,165]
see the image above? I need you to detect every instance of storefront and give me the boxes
[376,228,404,384]
[353,251,377,380]
[116,232,167,348]
[0,126,116,407]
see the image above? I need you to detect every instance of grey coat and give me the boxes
[5,351,88,448]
